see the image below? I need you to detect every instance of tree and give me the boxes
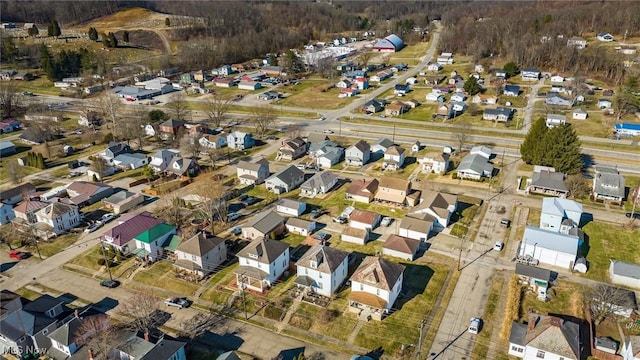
[108,32,118,48]
[197,180,228,231]
[123,30,129,43]
[451,120,472,152]
[541,124,583,175]
[91,157,109,180]
[181,134,202,159]
[203,94,232,128]
[251,105,276,138]
[504,61,519,78]
[149,109,168,123]
[74,314,118,358]
[88,27,98,41]
[99,92,122,136]
[206,148,220,170]
[356,50,374,69]
[101,32,110,47]
[520,117,548,165]
[120,292,160,333]
[589,284,631,325]
[284,124,303,139]
[27,25,39,37]
[165,17,171,27]
[47,20,61,37]
[1,37,18,65]
[142,165,155,182]
[0,81,25,119]
[463,75,482,95]
[166,93,190,121]
[565,174,590,199]
[5,160,24,184]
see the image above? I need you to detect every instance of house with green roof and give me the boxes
[132,223,177,262]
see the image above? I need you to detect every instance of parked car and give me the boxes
[626,212,640,219]
[227,212,242,221]
[468,318,482,334]
[84,222,104,233]
[164,297,190,309]
[332,216,347,224]
[101,213,117,224]
[242,197,260,206]
[323,129,334,134]
[231,226,242,236]
[493,241,504,251]
[380,217,392,227]
[500,218,511,228]
[100,280,120,288]
[238,194,248,202]
[9,251,30,260]
[319,116,327,121]
[314,232,331,241]
[309,208,322,219]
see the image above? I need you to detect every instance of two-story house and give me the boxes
[101,212,162,254]
[11,199,46,225]
[409,190,458,228]
[113,330,187,360]
[166,157,199,178]
[295,245,349,297]
[345,140,371,167]
[242,210,286,240]
[35,202,81,236]
[48,307,109,358]
[509,314,583,360]
[236,158,270,186]
[375,177,411,205]
[132,223,177,262]
[348,256,405,321]
[101,142,132,164]
[235,238,290,292]
[593,167,625,203]
[174,232,227,278]
[265,165,305,194]
[382,145,406,171]
[199,134,227,149]
[149,149,181,173]
[300,170,339,197]
[227,131,255,150]
[277,138,307,161]
[158,119,185,139]
[540,197,583,233]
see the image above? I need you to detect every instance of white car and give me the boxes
[231,226,242,236]
[380,217,392,227]
[101,213,117,224]
[323,129,334,134]
[227,212,242,221]
[164,298,189,309]
[468,318,482,334]
[84,222,103,233]
[493,241,504,251]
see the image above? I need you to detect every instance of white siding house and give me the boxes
[348,257,405,321]
[518,227,580,269]
[235,238,290,292]
[295,245,349,297]
[35,202,81,236]
[610,260,640,290]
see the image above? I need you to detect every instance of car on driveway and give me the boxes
[309,208,322,219]
[332,216,347,224]
[242,197,260,206]
[100,280,120,288]
[313,232,331,241]
[380,217,392,227]
[626,212,640,219]
[238,194,248,202]
[84,222,103,233]
[164,297,190,309]
[101,213,117,224]
[9,251,30,260]
[227,212,242,221]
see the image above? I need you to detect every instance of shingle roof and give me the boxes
[297,245,348,274]
[276,198,305,210]
[36,202,77,220]
[378,176,410,191]
[269,165,304,185]
[610,260,640,279]
[134,223,176,244]
[350,256,405,291]
[373,138,394,150]
[286,217,314,229]
[412,190,457,219]
[383,235,421,255]
[176,232,224,257]
[300,170,338,192]
[343,226,368,240]
[523,315,581,359]
[346,179,379,197]
[349,209,379,225]
[531,170,568,192]
[102,212,162,246]
[349,140,370,153]
[399,215,433,233]
[515,264,552,281]
[140,338,186,360]
[244,210,285,234]
[0,183,35,202]
[237,158,269,172]
[594,170,625,199]
[385,145,405,156]
[12,199,47,214]
[457,153,493,175]
[236,238,289,264]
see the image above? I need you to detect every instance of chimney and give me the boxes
[144,331,150,341]
[87,348,94,360]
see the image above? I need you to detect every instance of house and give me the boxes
[0,182,35,205]
[373,34,404,52]
[545,114,567,128]
[427,62,442,71]
[363,99,385,113]
[398,214,434,241]
[0,291,68,356]
[103,191,144,215]
[47,307,109,358]
[295,245,349,297]
[199,134,227,149]
[515,263,553,301]
[546,92,573,107]
[237,158,270,185]
[394,84,410,96]
[518,226,580,269]
[450,93,466,102]
[276,198,307,217]
[174,232,227,277]
[410,190,458,228]
[349,209,381,231]
[158,119,185,139]
[346,179,379,204]
[435,104,454,119]
[132,223,177,262]
[383,235,421,261]
[336,79,352,88]
[341,227,370,245]
[340,87,359,97]
[214,78,236,88]
[19,128,45,145]
[166,157,199,177]
[521,67,541,81]
[0,141,16,157]
[260,65,284,76]
[345,140,371,167]
[610,260,640,290]
[572,108,588,120]
[509,314,582,359]
[392,63,408,72]
[426,92,445,102]
[495,69,507,78]
[437,52,454,65]
[101,212,162,253]
[411,141,421,154]
[371,138,395,154]
[309,139,341,158]
[593,167,625,203]
[12,199,48,224]
[113,330,187,360]
[622,336,640,360]
[472,94,498,105]
[567,37,587,49]
[503,85,520,97]
[235,238,290,292]
[483,107,514,122]
[242,210,286,240]
[113,153,149,170]
[0,119,21,134]
[385,101,409,116]
[457,151,493,180]
[529,168,569,197]
[598,98,613,109]
[265,165,305,194]
[257,91,280,101]
[277,137,307,161]
[370,70,393,82]
[286,218,316,236]
[540,197,583,232]
[66,181,114,206]
[382,145,406,171]
[300,170,338,197]
[238,81,262,90]
[348,256,405,321]
[35,202,81,236]
[615,123,640,137]
[550,75,566,83]
[149,149,180,173]
[597,32,614,42]
[353,77,369,90]
[0,69,17,80]
[375,176,411,205]
[227,131,255,150]
[102,142,132,162]
[419,152,450,175]
[0,203,15,225]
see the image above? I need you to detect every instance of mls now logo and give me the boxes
[2,345,45,356]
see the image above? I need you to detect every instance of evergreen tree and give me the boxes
[463,75,482,95]
[165,17,171,27]
[504,61,519,77]
[38,44,55,80]
[1,38,17,64]
[541,124,583,174]
[108,32,118,48]
[520,117,548,165]
[123,31,129,43]
[88,27,98,41]
[52,20,61,37]
[47,22,54,37]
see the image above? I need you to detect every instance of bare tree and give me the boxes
[167,92,190,121]
[90,157,109,180]
[283,124,303,139]
[120,292,160,333]
[0,81,25,118]
[206,148,220,170]
[75,314,118,358]
[356,50,375,69]
[155,194,186,227]
[204,94,233,128]
[5,160,24,184]
[251,105,276,138]
[181,134,202,159]
[128,105,149,150]
[564,174,590,200]
[99,93,122,135]
[451,120,472,152]
[589,284,631,325]
[197,180,228,231]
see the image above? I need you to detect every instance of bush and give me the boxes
[319,308,337,324]
[97,258,105,266]
[103,133,114,144]
[500,275,523,341]
[289,314,312,330]
[451,171,457,179]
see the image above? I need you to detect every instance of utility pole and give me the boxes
[416,317,426,360]
[457,234,464,271]
[392,124,396,143]
[101,245,113,281]
[30,226,42,260]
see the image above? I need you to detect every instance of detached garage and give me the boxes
[518,226,580,269]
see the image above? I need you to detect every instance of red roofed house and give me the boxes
[100,212,162,253]
[345,179,379,204]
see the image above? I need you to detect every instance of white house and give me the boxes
[349,209,381,231]
[610,260,640,290]
[509,314,582,360]
[457,153,493,180]
[276,198,306,217]
[437,52,454,65]
[572,108,588,120]
[546,114,567,128]
[35,202,81,236]
[383,235,421,261]
[316,148,344,168]
[597,32,614,42]
[235,238,290,292]
[521,67,541,81]
[426,92,445,102]
[199,134,227,149]
[518,226,580,269]
[348,256,405,321]
[236,158,270,185]
[132,223,177,262]
[598,98,613,109]
[410,190,458,228]
[345,140,371,167]
[112,153,149,170]
[427,62,442,72]
[48,308,109,358]
[550,75,565,83]
[419,152,450,175]
[450,93,466,102]
[149,149,180,173]
[341,227,369,245]
[540,197,583,233]
[300,170,339,197]
[285,218,316,236]
[227,131,255,150]
[174,232,227,277]
[382,145,406,171]
[265,165,305,194]
[398,214,433,242]
[593,167,625,203]
[295,245,349,297]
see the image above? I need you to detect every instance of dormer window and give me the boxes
[249,253,259,259]
[310,260,317,269]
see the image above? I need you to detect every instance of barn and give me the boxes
[373,34,404,52]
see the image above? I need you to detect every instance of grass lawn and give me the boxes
[276,81,355,110]
[132,260,200,296]
[106,167,144,182]
[14,287,43,301]
[281,233,306,247]
[519,280,586,321]
[28,234,78,258]
[527,208,541,227]
[570,113,611,138]
[473,273,502,360]
[67,244,137,275]
[304,184,407,218]
[365,159,421,180]
[579,221,640,282]
[289,301,359,341]
[388,41,431,66]
[199,263,239,306]
[624,175,639,211]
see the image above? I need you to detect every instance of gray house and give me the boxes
[345,140,371,167]
[265,165,305,194]
[482,107,514,122]
[545,92,573,107]
[371,138,395,154]
[237,158,270,185]
[300,170,339,197]
[457,153,493,180]
[241,210,286,240]
[593,167,625,203]
[529,168,569,197]
[102,142,132,162]
[0,141,16,157]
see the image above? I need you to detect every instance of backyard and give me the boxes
[579,221,640,282]
[132,260,200,296]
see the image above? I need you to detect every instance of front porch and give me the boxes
[348,291,388,321]
[235,266,270,293]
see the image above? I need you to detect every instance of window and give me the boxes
[360,284,363,291]
[536,350,545,358]
[510,346,523,353]
[319,273,322,279]
[192,255,197,261]
[305,268,308,275]
[376,289,380,295]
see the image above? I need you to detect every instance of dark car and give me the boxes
[626,212,640,219]
[243,197,260,206]
[314,232,331,241]
[309,208,322,219]
[238,194,248,202]
[100,280,120,288]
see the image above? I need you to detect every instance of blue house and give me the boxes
[227,131,255,150]
[615,123,640,137]
[504,85,521,97]
[394,84,411,95]
[0,141,16,157]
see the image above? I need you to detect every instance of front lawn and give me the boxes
[580,221,640,282]
[132,260,200,296]
[519,280,585,321]
[29,234,78,258]
[304,184,407,218]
